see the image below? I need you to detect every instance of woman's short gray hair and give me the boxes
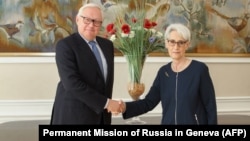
[164,23,191,41]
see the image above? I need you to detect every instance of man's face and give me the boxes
[76,7,102,41]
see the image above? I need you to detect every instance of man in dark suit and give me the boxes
[50,3,121,125]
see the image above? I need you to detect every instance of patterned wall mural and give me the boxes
[0,0,250,56]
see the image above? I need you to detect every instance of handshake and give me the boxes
[106,99,126,115]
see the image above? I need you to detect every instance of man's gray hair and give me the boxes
[77,3,103,19]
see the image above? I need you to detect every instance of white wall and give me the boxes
[0,56,250,123]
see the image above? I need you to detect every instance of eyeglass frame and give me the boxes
[80,16,102,27]
[167,39,188,47]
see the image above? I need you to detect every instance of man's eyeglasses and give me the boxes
[167,39,187,47]
[80,16,102,27]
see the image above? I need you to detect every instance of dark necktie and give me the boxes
[89,41,104,75]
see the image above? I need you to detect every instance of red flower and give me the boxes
[121,24,130,34]
[144,19,154,29]
[132,18,137,23]
[143,19,157,29]
[106,23,116,34]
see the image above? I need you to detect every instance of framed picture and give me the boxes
[0,0,250,57]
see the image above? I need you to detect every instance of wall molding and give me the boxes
[0,97,250,124]
[0,56,250,64]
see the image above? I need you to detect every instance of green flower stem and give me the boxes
[125,54,147,84]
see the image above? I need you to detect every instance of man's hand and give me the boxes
[107,99,126,115]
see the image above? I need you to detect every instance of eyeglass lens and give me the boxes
[80,16,102,27]
[167,39,187,46]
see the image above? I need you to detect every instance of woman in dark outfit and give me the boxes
[121,23,218,125]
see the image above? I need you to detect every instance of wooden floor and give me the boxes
[0,115,249,140]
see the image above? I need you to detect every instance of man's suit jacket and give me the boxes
[50,32,114,124]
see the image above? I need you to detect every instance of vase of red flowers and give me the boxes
[105,0,165,124]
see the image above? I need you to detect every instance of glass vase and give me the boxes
[124,54,147,124]
[127,82,145,100]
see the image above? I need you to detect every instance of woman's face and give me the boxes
[165,30,189,60]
